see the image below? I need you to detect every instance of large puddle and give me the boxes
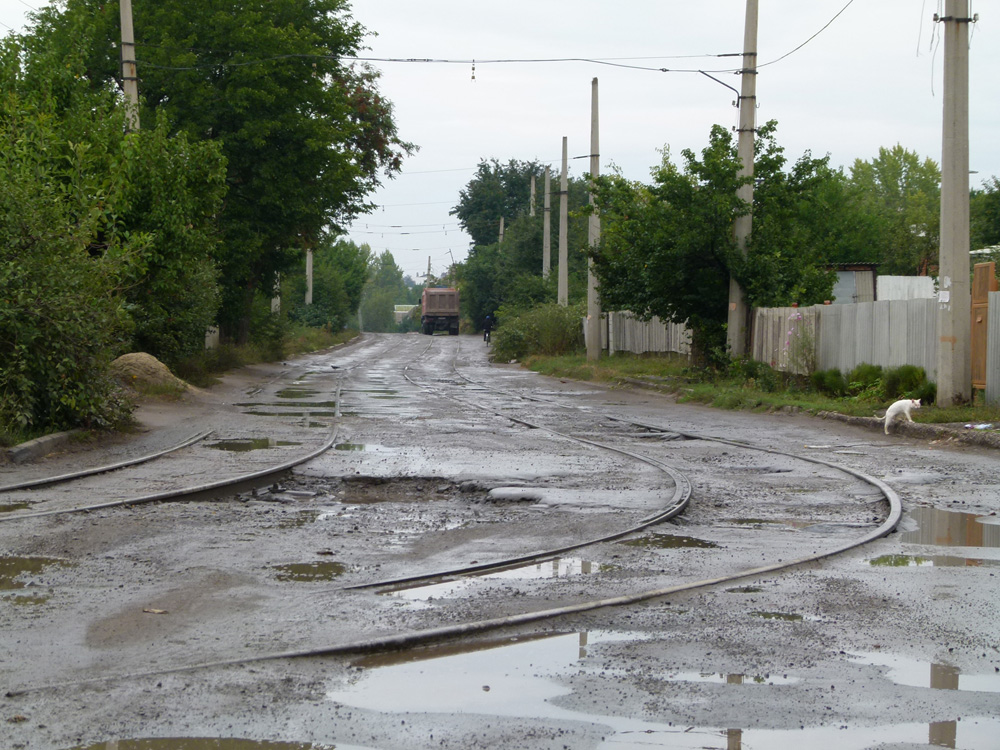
[901,506,1000,549]
[326,631,1000,749]
[384,557,602,602]
[68,741,364,750]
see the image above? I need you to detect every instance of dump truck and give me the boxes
[421,287,460,335]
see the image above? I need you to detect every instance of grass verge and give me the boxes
[522,351,1000,427]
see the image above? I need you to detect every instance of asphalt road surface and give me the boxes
[2,333,999,750]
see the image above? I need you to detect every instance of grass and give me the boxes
[522,351,1000,427]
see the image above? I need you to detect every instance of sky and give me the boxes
[2,1,997,282]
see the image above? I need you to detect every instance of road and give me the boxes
[2,333,999,750]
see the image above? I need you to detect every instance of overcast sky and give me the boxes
[3,1,996,281]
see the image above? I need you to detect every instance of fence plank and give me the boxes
[987,291,1000,405]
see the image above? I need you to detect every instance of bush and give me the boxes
[811,368,848,397]
[883,365,928,399]
[490,303,585,362]
[848,363,884,393]
[729,357,780,392]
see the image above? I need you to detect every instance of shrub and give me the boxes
[490,303,585,362]
[729,358,780,393]
[883,365,928,399]
[811,368,848,397]
[847,363,884,395]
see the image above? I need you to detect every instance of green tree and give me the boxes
[285,236,372,330]
[359,251,407,332]
[22,0,414,344]
[452,159,545,247]
[592,122,841,364]
[848,145,941,275]
[971,176,1000,251]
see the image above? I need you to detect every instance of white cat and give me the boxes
[878,398,921,434]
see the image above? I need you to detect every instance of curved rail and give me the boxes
[0,430,213,493]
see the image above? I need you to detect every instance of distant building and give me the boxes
[394,305,418,324]
[830,263,878,304]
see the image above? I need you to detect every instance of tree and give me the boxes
[452,160,592,327]
[22,0,414,344]
[592,122,841,364]
[848,145,941,275]
[284,236,371,330]
[451,159,546,247]
[359,251,407,332]
[971,176,1000,251]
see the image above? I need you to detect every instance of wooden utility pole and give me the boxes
[558,137,569,306]
[936,0,974,405]
[726,0,758,357]
[586,78,602,362]
[119,0,140,131]
[543,166,552,278]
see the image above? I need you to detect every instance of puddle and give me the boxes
[271,561,346,582]
[619,533,719,550]
[242,411,338,418]
[276,388,320,398]
[208,438,301,452]
[334,443,395,453]
[726,517,814,530]
[1,555,72,591]
[68,740,350,750]
[236,401,339,409]
[384,557,602,602]
[849,651,1000,693]
[751,611,804,622]
[326,631,1000,749]
[0,502,31,513]
[902,506,1000,549]
[867,553,1000,568]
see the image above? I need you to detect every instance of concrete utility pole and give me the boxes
[558,137,569,306]
[586,78,602,362]
[936,0,974,405]
[726,0,758,357]
[305,248,313,305]
[119,0,140,131]
[543,166,552,278]
[530,174,536,217]
[498,216,505,245]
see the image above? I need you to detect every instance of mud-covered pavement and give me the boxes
[2,333,999,750]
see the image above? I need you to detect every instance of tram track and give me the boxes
[3,333,902,698]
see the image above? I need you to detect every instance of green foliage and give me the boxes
[883,365,927,399]
[848,145,941,275]
[23,0,414,344]
[359,251,408,333]
[490,303,585,362]
[728,358,780,393]
[452,159,593,328]
[811,368,849,397]
[284,236,372,331]
[848,363,884,393]
[0,81,135,432]
[971,176,1000,250]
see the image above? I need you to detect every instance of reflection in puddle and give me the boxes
[849,651,1000,694]
[272,561,345,582]
[69,740,347,750]
[868,553,1000,568]
[902,506,1000,549]
[275,388,320,399]
[208,438,301,452]
[1,555,71,590]
[0,502,30,513]
[384,557,602,602]
[327,631,1000,749]
[334,443,395,453]
[619,533,719,550]
[751,611,804,622]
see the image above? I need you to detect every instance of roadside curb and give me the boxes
[5,429,84,465]
[619,375,1000,451]
[817,411,1000,449]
